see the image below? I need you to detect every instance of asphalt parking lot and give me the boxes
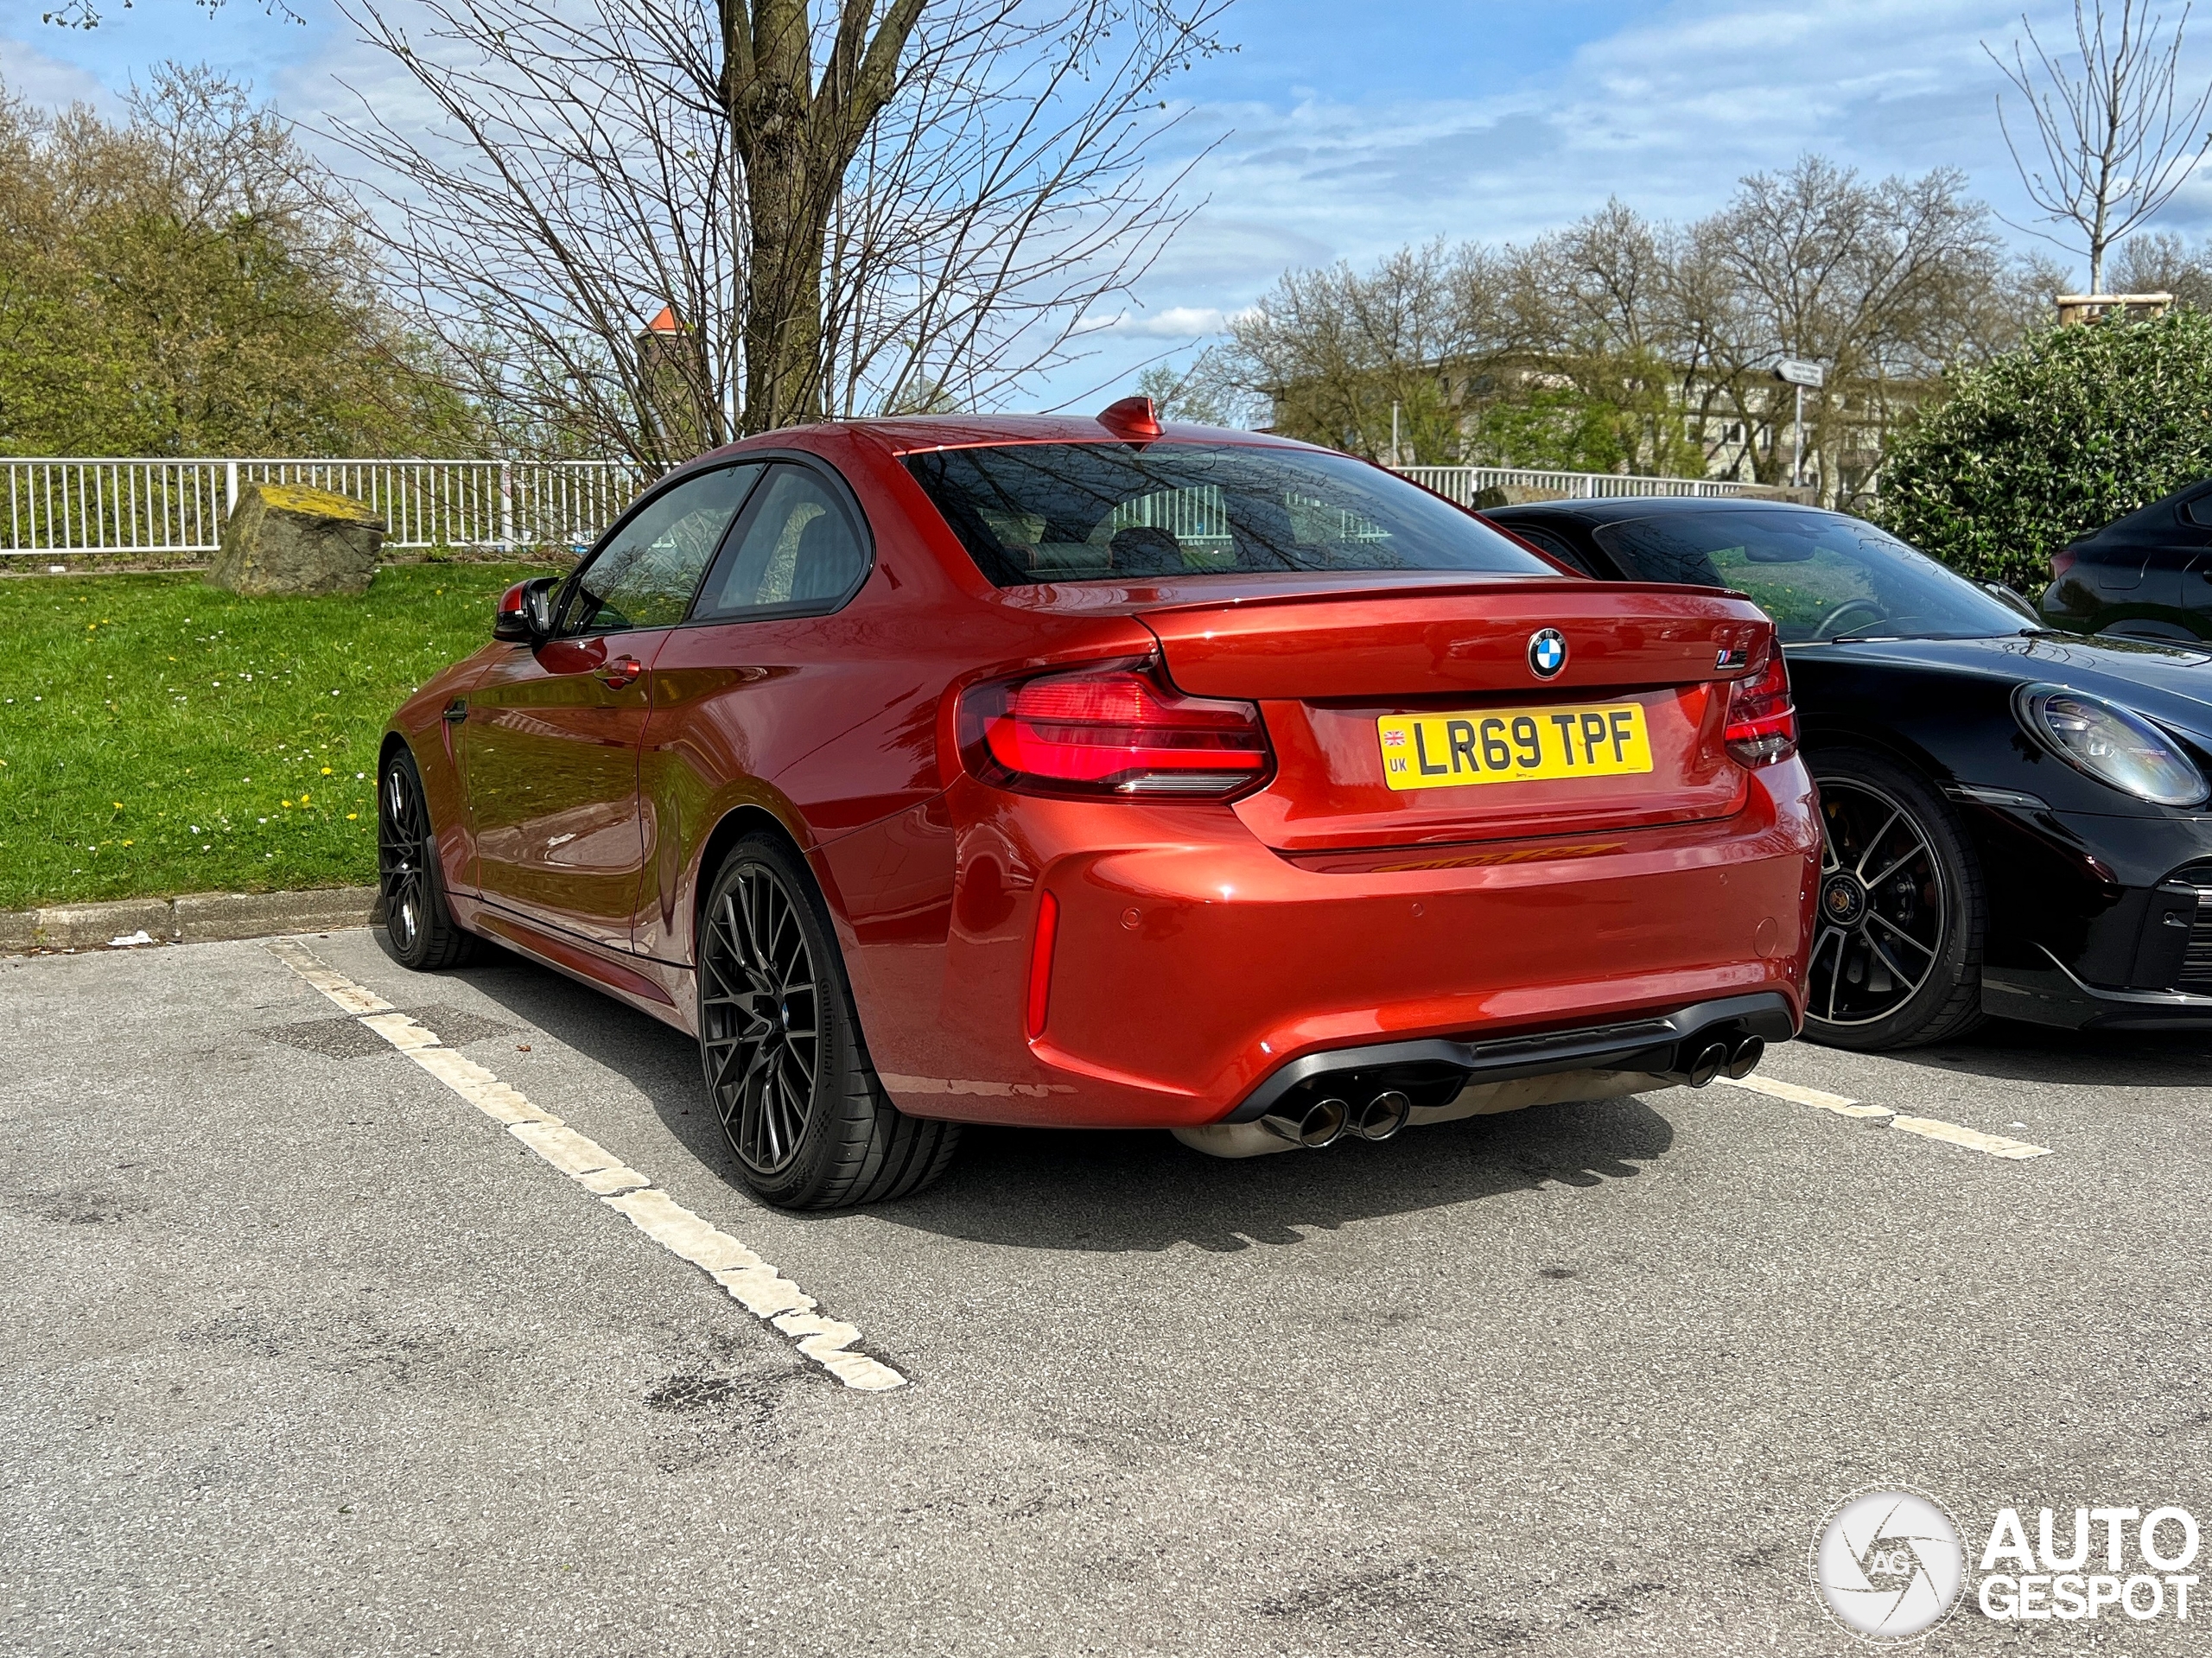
[4,930,2209,1656]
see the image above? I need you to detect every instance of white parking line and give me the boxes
[1719,1071,2054,1160]
[264,937,907,1392]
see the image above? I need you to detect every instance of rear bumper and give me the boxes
[840,761,1820,1130]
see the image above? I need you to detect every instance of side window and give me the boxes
[695,465,868,619]
[561,464,760,636]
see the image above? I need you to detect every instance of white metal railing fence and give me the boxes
[1,458,647,559]
[3,454,1763,561]
[1395,466,1765,505]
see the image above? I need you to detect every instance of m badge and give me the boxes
[1528,628,1567,679]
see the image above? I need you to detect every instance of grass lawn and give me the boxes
[0,562,550,911]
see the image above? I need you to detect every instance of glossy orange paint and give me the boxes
[386,416,1822,1129]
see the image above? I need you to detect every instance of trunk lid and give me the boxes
[1135,578,1772,852]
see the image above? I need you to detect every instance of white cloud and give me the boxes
[1077,304,1241,338]
[0,34,117,110]
[1135,0,2137,308]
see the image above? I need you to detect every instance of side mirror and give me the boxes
[493,576,558,643]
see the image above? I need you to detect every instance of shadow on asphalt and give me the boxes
[429,943,1677,1255]
[1852,1016,2212,1090]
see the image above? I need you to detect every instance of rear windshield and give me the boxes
[903,442,1552,586]
[1592,508,2031,643]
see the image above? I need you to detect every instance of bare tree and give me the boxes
[2111,225,2212,302]
[1211,157,2045,501]
[1693,158,2012,492]
[1135,354,1235,423]
[1988,0,2212,293]
[1223,242,1515,462]
[325,0,1223,470]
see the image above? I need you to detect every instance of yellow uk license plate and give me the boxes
[1376,703,1654,791]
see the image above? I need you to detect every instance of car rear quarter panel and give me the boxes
[637,430,1163,975]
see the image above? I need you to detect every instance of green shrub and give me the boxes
[1879,308,2212,589]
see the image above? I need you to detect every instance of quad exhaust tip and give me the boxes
[1262,1029,1765,1145]
[1685,1040,1730,1089]
[1262,1088,1412,1149]
[1673,1029,1767,1089]
[1262,1096,1350,1149]
[1353,1089,1412,1142]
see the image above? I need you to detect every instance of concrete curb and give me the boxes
[0,886,379,954]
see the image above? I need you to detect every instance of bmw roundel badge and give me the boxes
[1528,627,1567,679]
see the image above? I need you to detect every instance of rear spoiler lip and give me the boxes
[1121,575,1758,619]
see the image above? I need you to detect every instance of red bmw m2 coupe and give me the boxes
[379,401,1821,1208]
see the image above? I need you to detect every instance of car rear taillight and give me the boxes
[2049,548,2079,581]
[957,659,1273,798]
[1723,635,1796,767]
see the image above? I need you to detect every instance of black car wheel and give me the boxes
[697,835,959,1210]
[378,745,480,970]
[1806,752,1986,1051]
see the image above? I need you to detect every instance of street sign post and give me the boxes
[1772,359,1827,486]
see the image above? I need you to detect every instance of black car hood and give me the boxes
[1798,632,2212,741]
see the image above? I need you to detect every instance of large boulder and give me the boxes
[207,483,386,596]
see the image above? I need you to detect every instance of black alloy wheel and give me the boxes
[705,856,822,1179]
[697,835,959,1209]
[377,745,479,970]
[1805,753,1985,1051]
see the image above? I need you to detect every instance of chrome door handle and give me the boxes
[595,656,643,689]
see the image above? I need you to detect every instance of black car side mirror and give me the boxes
[493,575,559,642]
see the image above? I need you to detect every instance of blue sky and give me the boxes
[9,0,2211,408]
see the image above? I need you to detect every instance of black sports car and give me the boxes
[1484,495,2212,1050]
[2038,475,2212,642]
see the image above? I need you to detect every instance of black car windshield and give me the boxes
[1590,508,2031,642]
[905,442,1553,585]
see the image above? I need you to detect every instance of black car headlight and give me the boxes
[2015,684,2210,807]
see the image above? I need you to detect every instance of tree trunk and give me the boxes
[723,0,925,434]
[743,121,830,430]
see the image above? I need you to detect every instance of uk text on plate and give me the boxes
[1377,704,1655,791]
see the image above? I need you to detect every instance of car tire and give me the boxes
[697,835,960,1210]
[1804,749,1986,1051]
[378,743,481,970]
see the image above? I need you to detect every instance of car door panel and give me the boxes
[463,631,669,949]
[462,461,762,950]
